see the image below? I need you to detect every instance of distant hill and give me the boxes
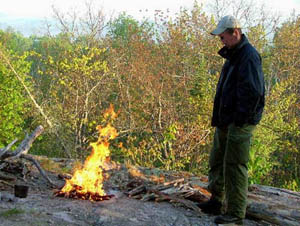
[0,12,56,37]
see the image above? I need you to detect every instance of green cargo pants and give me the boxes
[208,123,255,219]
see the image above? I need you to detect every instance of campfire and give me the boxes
[55,105,117,201]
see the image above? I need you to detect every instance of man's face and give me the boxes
[218,30,240,49]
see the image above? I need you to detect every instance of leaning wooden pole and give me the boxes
[0,48,71,158]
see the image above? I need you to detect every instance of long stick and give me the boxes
[0,48,71,158]
[0,49,53,129]
[20,154,56,187]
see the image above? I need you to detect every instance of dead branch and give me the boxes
[0,179,14,187]
[20,154,56,187]
[0,126,56,187]
[0,126,44,160]
[0,139,18,159]
[0,171,16,181]
[151,189,202,215]
[140,193,156,201]
[128,185,146,197]
[58,173,72,180]
[0,50,53,130]
[0,163,5,170]
[10,126,44,158]
[163,178,185,186]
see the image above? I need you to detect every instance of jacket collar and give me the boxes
[218,34,249,61]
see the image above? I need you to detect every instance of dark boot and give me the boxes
[214,214,243,225]
[197,199,222,215]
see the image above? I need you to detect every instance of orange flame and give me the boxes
[104,104,118,121]
[61,106,118,199]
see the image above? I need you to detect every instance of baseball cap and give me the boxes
[211,15,241,35]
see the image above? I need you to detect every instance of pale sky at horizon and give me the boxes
[1,0,299,20]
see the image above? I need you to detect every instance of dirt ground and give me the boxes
[0,159,269,226]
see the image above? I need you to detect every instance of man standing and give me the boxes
[198,15,265,225]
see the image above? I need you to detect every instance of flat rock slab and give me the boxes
[0,188,264,226]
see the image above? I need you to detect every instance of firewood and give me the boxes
[141,193,156,201]
[151,183,174,191]
[131,194,144,199]
[163,178,185,186]
[0,139,18,159]
[150,189,202,215]
[0,172,15,181]
[58,173,72,180]
[0,163,5,170]
[128,184,146,197]
[151,182,209,203]
[0,179,14,187]
[0,126,44,160]
[20,154,56,187]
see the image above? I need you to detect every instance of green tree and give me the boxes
[0,43,31,147]
[30,34,110,158]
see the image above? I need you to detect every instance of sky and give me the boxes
[0,0,199,19]
[0,0,299,36]
[1,0,299,19]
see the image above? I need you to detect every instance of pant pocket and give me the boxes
[225,124,255,165]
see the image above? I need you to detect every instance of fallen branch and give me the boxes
[0,179,14,187]
[128,185,146,197]
[163,178,184,186]
[13,126,43,158]
[0,139,18,159]
[0,171,16,181]
[20,154,56,187]
[125,176,208,215]
[1,126,44,160]
[58,173,72,180]
[0,126,56,187]
[140,193,156,201]
[150,189,202,215]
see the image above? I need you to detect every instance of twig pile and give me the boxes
[107,165,211,214]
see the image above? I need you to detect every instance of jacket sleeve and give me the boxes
[235,51,264,127]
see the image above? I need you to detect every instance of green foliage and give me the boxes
[0,29,32,54]
[0,43,31,147]
[248,59,300,188]
[108,13,140,42]
[29,35,110,158]
[248,136,275,185]
[283,179,300,192]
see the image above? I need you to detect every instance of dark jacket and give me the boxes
[211,34,265,128]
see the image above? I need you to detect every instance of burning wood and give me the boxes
[55,185,114,201]
[55,105,117,201]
